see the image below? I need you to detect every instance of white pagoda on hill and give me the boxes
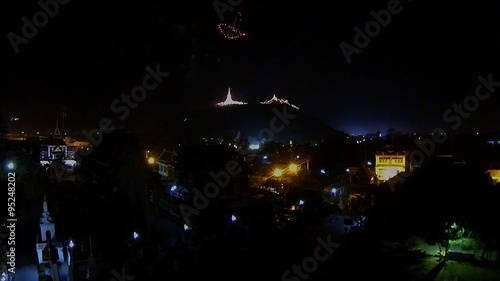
[215,88,248,106]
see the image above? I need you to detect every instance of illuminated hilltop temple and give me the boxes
[260,94,299,110]
[215,88,248,106]
[215,88,299,110]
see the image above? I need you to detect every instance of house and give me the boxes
[157,149,176,181]
[375,150,411,182]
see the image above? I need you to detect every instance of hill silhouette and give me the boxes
[150,103,345,146]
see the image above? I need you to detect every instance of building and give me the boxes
[486,169,500,184]
[375,150,411,182]
[36,196,65,281]
[157,149,176,181]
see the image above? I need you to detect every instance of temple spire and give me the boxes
[260,94,299,110]
[41,195,53,224]
[53,118,61,138]
[215,87,248,106]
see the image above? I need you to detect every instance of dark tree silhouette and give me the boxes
[370,156,499,261]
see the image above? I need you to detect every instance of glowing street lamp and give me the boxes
[147,157,155,164]
[7,162,14,170]
[133,231,139,240]
[273,168,283,177]
[69,240,74,248]
[289,164,298,173]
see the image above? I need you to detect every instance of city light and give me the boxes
[249,144,260,150]
[69,240,74,248]
[381,168,399,181]
[367,161,372,166]
[170,185,177,191]
[184,224,190,231]
[231,214,237,222]
[133,232,139,240]
[273,168,283,177]
[289,164,298,173]
[7,162,14,170]
[331,188,337,193]
[299,200,304,206]
[320,169,326,174]
[148,157,155,164]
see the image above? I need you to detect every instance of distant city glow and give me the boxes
[260,94,299,110]
[215,88,248,106]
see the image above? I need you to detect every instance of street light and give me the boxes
[288,164,298,173]
[7,162,14,170]
[273,168,283,177]
[148,157,155,164]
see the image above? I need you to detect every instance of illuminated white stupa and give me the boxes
[215,88,248,106]
[260,94,299,110]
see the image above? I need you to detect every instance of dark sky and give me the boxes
[2,0,500,136]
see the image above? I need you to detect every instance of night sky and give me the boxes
[2,0,500,136]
